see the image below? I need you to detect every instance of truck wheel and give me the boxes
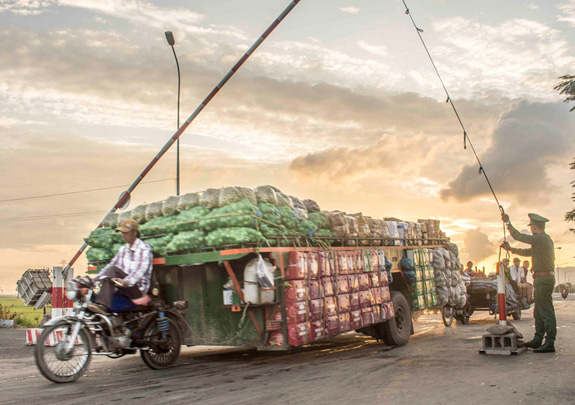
[382,292,411,346]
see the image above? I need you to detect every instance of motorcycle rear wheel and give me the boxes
[442,306,454,327]
[140,318,181,370]
[35,322,93,383]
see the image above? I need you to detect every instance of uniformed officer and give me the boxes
[500,212,556,353]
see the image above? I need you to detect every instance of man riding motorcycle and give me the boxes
[90,219,153,313]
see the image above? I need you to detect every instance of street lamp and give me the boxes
[165,31,181,196]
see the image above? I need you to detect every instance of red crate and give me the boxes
[286,301,308,324]
[369,271,380,288]
[370,250,379,272]
[309,279,321,300]
[355,251,364,273]
[348,274,359,293]
[381,285,391,302]
[337,275,350,294]
[322,277,335,297]
[347,251,356,273]
[284,280,308,302]
[325,315,339,335]
[372,287,382,305]
[308,253,319,279]
[309,299,324,322]
[358,273,370,291]
[339,313,351,333]
[286,251,308,280]
[288,322,311,347]
[310,320,326,341]
[318,252,331,277]
[350,310,363,329]
[379,270,389,286]
[337,251,349,274]
[350,292,360,311]
[324,296,337,317]
[361,307,375,326]
[337,294,350,313]
[359,290,371,308]
[382,301,395,319]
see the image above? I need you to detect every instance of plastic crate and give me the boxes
[17,269,52,306]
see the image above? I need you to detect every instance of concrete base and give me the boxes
[479,332,527,356]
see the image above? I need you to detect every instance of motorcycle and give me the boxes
[35,276,188,383]
[561,286,569,299]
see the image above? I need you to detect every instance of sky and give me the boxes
[1,0,575,294]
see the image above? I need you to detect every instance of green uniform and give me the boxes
[508,224,556,345]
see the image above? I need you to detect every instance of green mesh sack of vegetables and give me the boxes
[173,206,210,232]
[144,234,173,257]
[257,202,282,225]
[205,227,266,247]
[277,206,297,230]
[84,228,120,250]
[140,215,179,237]
[166,230,206,253]
[308,212,330,229]
[111,243,124,255]
[297,219,318,236]
[199,199,257,232]
[86,247,113,263]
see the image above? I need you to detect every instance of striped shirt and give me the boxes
[95,238,153,294]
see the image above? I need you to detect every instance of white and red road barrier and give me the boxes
[26,328,80,346]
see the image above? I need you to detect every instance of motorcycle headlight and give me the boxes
[65,281,78,300]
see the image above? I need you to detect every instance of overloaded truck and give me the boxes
[85,185,461,350]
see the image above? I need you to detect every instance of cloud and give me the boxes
[358,41,388,57]
[460,228,496,263]
[440,101,575,204]
[339,6,359,15]
[557,0,575,26]
[431,17,575,100]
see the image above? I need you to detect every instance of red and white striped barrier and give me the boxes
[26,328,81,346]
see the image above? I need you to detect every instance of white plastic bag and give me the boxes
[256,254,275,288]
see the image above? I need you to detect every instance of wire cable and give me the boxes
[401,1,505,216]
[0,178,175,204]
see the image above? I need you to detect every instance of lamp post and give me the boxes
[165,31,181,196]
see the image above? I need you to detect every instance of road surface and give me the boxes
[1,294,574,404]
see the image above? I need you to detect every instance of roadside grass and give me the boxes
[0,295,48,328]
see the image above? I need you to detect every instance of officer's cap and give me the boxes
[528,213,549,226]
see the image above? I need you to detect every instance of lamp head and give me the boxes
[165,31,175,46]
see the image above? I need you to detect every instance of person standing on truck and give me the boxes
[464,261,476,278]
[501,212,556,353]
[89,219,153,314]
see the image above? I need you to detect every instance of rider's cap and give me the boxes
[528,213,549,226]
[116,219,139,232]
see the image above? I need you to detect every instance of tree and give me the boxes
[555,75,575,221]
[554,75,575,112]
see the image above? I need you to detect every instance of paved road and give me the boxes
[1,295,574,404]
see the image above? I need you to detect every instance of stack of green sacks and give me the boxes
[84,185,335,263]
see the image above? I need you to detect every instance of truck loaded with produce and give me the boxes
[84,184,459,350]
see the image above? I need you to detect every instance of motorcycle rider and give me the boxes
[89,219,153,314]
[501,212,556,353]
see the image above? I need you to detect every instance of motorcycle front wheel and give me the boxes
[140,318,181,370]
[35,322,93,383]
[442,306,454,327]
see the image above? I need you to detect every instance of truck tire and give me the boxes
[382,291,411,346]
